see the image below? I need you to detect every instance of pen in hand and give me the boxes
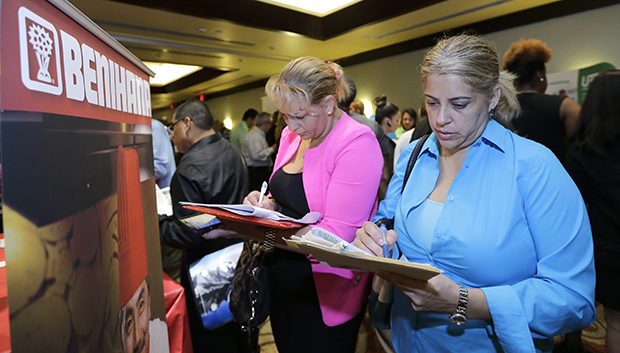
[258,181,268,205]
[379,224,389,258]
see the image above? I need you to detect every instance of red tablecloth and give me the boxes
[0,238,191,353]
[0,233,10,353]
[163,271,193,353]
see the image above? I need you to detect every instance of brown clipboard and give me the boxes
[285,239,443,280]
[183,205,305,229]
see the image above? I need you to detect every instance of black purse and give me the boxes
[229,239,273,352]
[376,133,430,230]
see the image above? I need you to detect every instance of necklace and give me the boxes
[443,151,457,178]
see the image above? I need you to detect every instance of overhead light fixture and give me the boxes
[144,61,202,87]
[257,0,361,17]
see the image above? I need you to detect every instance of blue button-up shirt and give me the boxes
[374,119,596,353]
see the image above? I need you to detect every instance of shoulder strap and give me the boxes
[401,134,430,194]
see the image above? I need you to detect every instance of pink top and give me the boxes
[272,113,383,326]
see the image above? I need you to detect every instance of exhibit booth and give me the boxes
[0,0,173,352]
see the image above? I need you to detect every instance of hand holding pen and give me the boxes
[379,224,390,258]
[258,181,268,205]
[354,221,399,258]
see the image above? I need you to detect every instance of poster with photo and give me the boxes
[0,0,169,352]
[188,242,243,330]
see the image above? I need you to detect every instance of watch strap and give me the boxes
[263,227,276,253]
[449,284,469,325]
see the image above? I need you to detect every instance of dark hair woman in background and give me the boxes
[395,108,417,139]
[375,95,400,136]
[565,70,620,353]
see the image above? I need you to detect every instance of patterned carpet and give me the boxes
[580,302,607,353]
[259,302,608,353]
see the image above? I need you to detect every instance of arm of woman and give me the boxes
[315,131,384,241]
[355,221,492,320]
[203,190,310,250]
[560,97,581,139]
[483,147,596,343]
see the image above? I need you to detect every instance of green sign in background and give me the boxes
[577,62,616,104]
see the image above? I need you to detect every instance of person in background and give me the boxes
[151,118,176,189]
[275,110,288,146]
[375,95,400,138]
[339,75,392,201]
[394,108,417,139]
[231,108,258,150]
[159,99,249,353]
[565,70,620,353]
[355,34,595,353]
[214,119,231,141]
[152,118,182,282]
[394,102,429,169]
[503,38,581,163]
[266,110,279,147]
[374,95,400,193]
[208,57,383,353]
[349,100,365,117]
[241,111,277,191]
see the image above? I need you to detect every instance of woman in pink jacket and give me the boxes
[226,57,383,352]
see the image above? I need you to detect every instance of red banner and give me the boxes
[1,0,152,125]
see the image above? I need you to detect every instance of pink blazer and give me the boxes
[272,113,383,326]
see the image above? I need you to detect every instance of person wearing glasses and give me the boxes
[158,99,249,353]
[208,57,383,353]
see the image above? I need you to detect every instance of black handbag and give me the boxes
[229,239,273,352]
[376,133,430,230]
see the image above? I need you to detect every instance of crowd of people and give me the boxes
[151,33,618,353]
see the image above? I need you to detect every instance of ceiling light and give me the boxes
[144,62,202,86]
[257,0,361,17]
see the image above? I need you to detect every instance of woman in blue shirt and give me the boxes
[355,34,596,353]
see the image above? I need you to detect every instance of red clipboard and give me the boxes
[183,205,305,229]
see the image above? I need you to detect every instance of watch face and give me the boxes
[449,313,467,326]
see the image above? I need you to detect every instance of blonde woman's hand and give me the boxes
[243,190,276,210]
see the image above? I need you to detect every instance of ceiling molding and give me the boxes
[338,0,620,66]
[94,19,256,46]
[112,0,445,40]
[111,34,294,61]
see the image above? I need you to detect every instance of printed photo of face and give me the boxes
[119,277,151,353]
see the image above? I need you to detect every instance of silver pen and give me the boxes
[258,181,268,205]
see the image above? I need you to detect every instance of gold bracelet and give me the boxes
[263,227,276,253]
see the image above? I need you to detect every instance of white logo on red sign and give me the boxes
[19,6,63,95]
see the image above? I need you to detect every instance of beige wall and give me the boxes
[162,3,620,126]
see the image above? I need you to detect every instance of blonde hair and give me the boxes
[265,57,350,113]
[421,34,520,125]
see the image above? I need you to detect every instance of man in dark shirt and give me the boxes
[159,99,249,353]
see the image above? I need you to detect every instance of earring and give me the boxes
[540,77,544,81]
[327,110,332,115]
[489,108,495,120]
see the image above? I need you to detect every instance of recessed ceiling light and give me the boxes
[256,0,361,17]
[144,62,202,86]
